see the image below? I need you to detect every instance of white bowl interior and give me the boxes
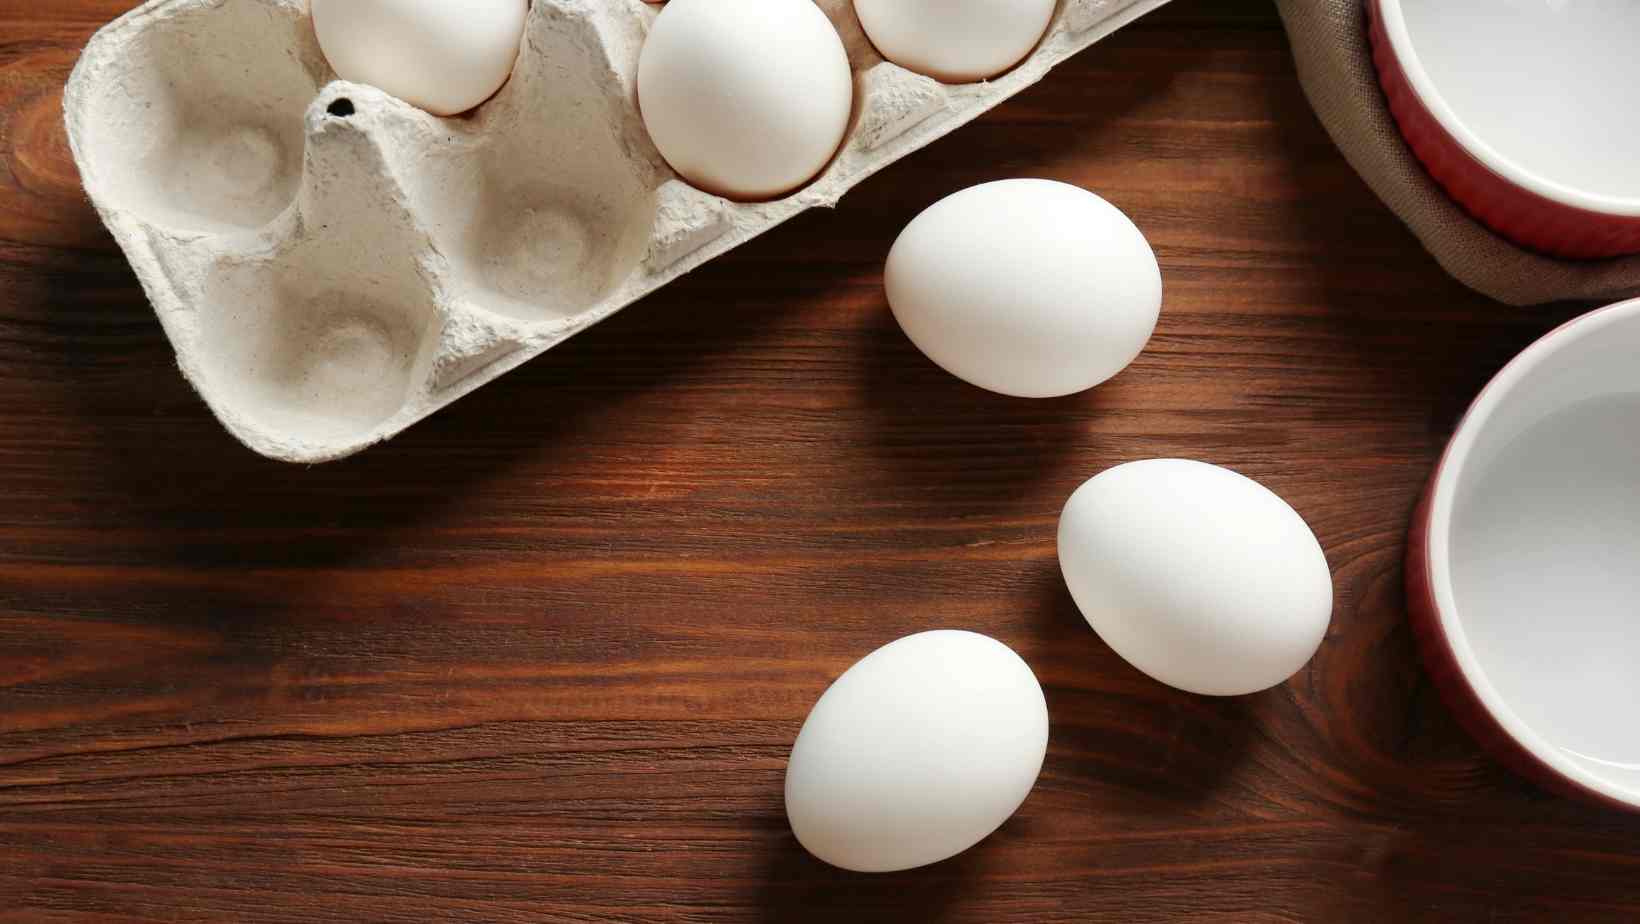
[1435,302,1640,801]
[1395,0,1640,209]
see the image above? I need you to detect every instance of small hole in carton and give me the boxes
[327,98,356,118]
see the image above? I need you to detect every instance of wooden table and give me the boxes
[4,1,1638,920]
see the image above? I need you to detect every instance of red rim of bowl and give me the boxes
[1367,0,1640,259]
[1407,297,1640,812]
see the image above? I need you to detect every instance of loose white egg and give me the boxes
[638,0,853,201]
[312,0,527,117]
[784,630,1049,873]
[1057,459,1333,696]
[854,0,1057,83]
[885,179,1162,398]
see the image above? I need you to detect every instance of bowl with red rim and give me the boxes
[1367,0,1640,259]
[1407,296,1640,811]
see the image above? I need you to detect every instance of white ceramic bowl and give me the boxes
[1408,297,1640,811]
[1369,0,1640,257]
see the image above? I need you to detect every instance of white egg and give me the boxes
[885,179,1162,398]
[784,630,1048,873]
[854,0,1057,83]
[1057,459,1333,696]
[638,0,853,201]
[312,0,527,117]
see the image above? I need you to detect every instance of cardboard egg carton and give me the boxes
[64,0,1169,462]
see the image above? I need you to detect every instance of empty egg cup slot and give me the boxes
[73,0,321,236]
[444,176,655,322]
[395,0,660,323]
[195,258,439,454]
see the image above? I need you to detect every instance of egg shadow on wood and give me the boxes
[1296,542,1529,821]
[854,300,1105,508]
[753,811,1023,924]
[1027,558,1263,812]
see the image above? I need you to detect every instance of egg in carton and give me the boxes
[63,0,1169,462]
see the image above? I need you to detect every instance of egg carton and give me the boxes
[64,0,1171,462]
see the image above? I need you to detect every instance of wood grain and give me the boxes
[3,1,1638,921]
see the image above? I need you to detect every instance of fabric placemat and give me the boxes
[1275,0,1640,306]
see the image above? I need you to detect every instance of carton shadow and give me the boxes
[853,301,1100,505]
[1025,558,1262,812]
[41,203,853,559]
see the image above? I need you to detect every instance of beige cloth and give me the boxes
[1275,0,1640,306]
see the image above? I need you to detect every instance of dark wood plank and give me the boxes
[3,1,1637,921]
